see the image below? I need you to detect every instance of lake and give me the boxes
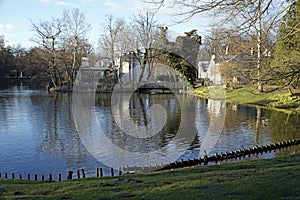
[0,84,299,179]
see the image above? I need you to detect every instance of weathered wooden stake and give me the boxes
[81,169,85,178]
[41,175,44,181]
[119,167,122,176]
[34,174,38,181]
[5,173,7,179]
[67,171,73,180]
[100,168,103,177]
[0,172,2,178]
[58,174,62,181]
[12,173,15,179]
[111,168,114,176]
[77,170,80,179]
[19,174,22,180]
[27,174,30,180]
[96,168,99,177]
[49,174,52,181]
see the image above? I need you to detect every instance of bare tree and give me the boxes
[99,15,126,66]
[31,18,63,87]
[131,10,161,82]
[61,8,91,87]
[31,8,92,90]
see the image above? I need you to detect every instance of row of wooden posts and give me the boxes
[0,164,167,181]
[0,167,123,181]
[1,139,299,182]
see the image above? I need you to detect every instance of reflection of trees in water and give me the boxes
[36,92,300,168]
[34,93,91,169]
[222,103,300,155]
[95,93,198,155]
[223,103,257,131]
[268,111,300,156]
[113,93,182,153]
[129,93,181,138]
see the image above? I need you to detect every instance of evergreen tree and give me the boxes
[271,0,300,87]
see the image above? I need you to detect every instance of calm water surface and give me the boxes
[0,85,299,178]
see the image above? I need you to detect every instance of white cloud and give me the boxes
[39,0,53,5]
[103,0,124,12]
[0,24,16,32]
[77,0,95,3]
[56,1,78,7]
[39,0,77,7]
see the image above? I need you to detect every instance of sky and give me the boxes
[0,0,211,49]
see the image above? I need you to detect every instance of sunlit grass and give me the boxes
[194,86,300,113]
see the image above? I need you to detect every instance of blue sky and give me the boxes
[0,0,210,49]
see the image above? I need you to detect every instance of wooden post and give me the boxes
[111,168,114,176]
[77,170,80,179]
[12,173,15,179]
[81,169,85,178]
[100,168,103,177]
[67,171,73,180]
[119,167,122,176]
[27,174,30,180]
[34,174,38,181]
[5,173,8,179]
[19,174,22,180]
[41,175,44,181]
[0,173,1,178]
[96,168,99,177]
[49,174,52,181]
[58,174,62,181]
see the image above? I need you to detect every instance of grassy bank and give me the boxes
[0,152,299,199]
[194,86,300,113]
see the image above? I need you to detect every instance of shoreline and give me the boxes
[193,86,300,114]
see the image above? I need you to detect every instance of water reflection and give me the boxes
[77,92,199,168]
[0,85,299,178]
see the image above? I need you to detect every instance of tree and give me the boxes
[131,10,161,82]
[31,8,92,89]
[0,35,15,78]
[99,15,126,66]
[31,17,63,87]
[12,44,27,78]
[24,47,50,88]
[61,8,91,87]
[271,0,300,88]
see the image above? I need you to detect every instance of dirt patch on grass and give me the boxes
[32,190,51,195]
[97,178,143,187]
[193,186,225,191]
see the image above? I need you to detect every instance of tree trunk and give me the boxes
[257,0,263,92]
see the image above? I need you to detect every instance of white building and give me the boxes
[198,55,222,85]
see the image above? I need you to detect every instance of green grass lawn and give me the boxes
[194,86,300,113]
[1,152,299,199]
